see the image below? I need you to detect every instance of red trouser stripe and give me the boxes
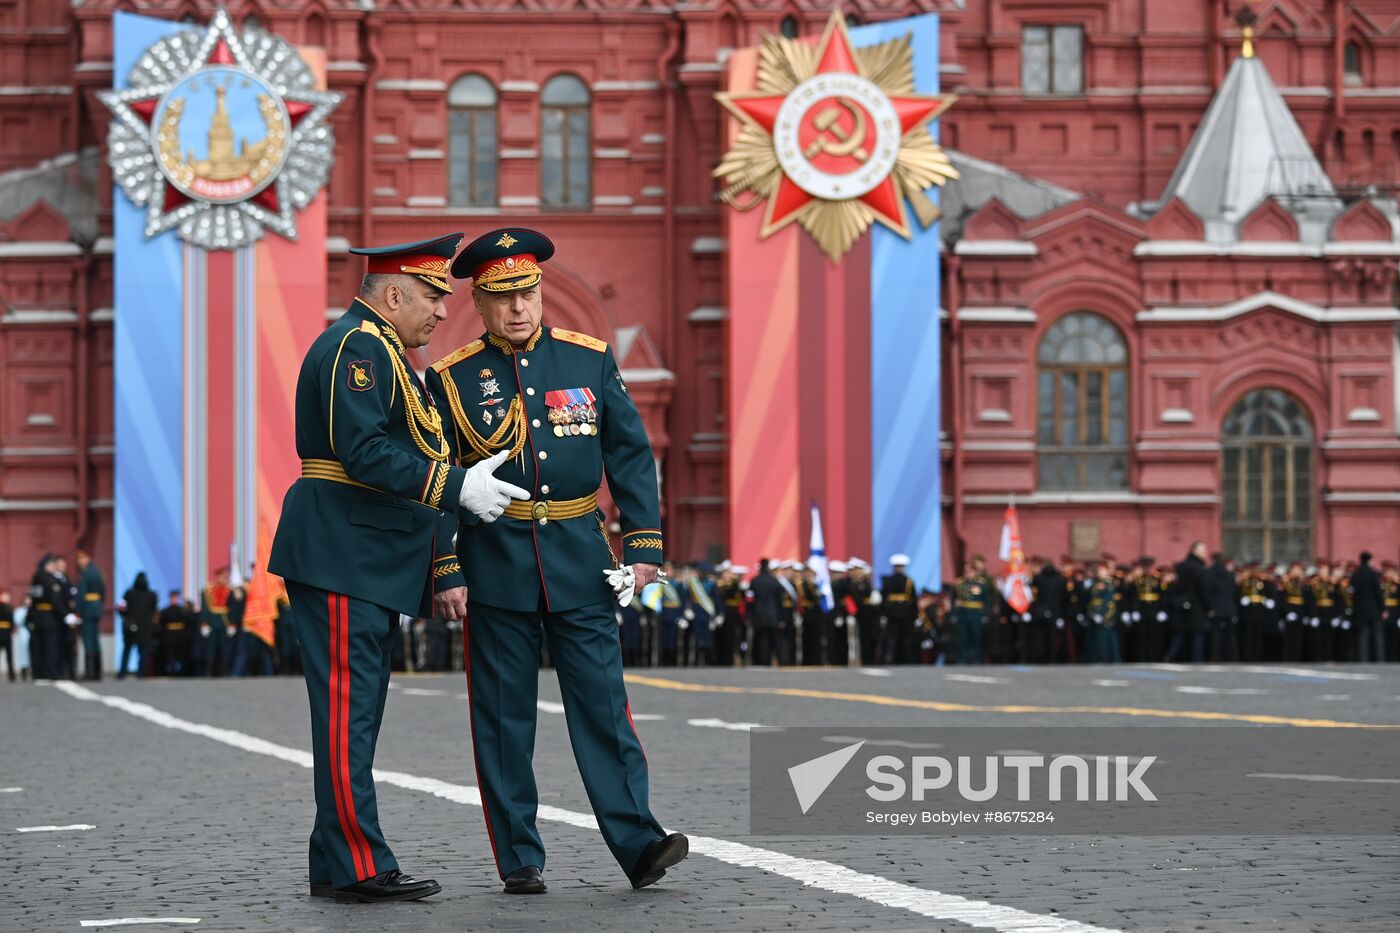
[329,593,377,879]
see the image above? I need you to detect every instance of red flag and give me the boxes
[998,502,1031,614]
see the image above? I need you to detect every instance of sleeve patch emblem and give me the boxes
[348,359,375,392]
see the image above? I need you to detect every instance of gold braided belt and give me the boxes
[504,493,597,526]
[302,458,376,492]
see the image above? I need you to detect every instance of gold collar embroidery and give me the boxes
[485,327,543,355]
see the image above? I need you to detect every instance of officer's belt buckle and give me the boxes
[532,501,550,525]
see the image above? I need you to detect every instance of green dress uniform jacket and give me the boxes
[78,564,105,622]
[269,298,468,618]
[427,325,663,612]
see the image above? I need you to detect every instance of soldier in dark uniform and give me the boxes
[798,564,825,666]
[28,554,71,680]
[714,563,745,667]
[1085,560,1121,663]
[1027,557,1061,665]
[1279,563,1307,661]
[1382,562,1400,662]
[1057,556,1085,664]
[1238,563,1277,662]
[1305,560,1338,662]
[75,548,105,680]
[1131,559,1166,663]
[848,559,880,664]
[429,229,687,895]
[52,556,80,679]
[158,589,192,676]
[269,233,525,904]
[880,555,917,665]
[952,563,990,664]
[116,573,157,678]
[827,561,852,666]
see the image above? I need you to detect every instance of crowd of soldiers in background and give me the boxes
[4,544,1397,681]
[607,545,1400,668]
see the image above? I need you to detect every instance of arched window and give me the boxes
[1036,312,1129,490]
[1221,390,1314,563]
[448,75,498,207]
[779,15,799,39]
[1344,41,1363,85]
[540,74,590,209]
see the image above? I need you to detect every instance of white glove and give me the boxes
[1157,611,1167,622]
[1265,599,1275,609]
[1240,598,1249,607]
[458,449,529,522]
[1021,612,1031,623]
[869,591,883,606]
[64,613,81,627]
[1055,619,1065,630]
[605,565,637,607]
[1341,620,1350,630]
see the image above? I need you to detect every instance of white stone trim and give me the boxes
[1139,291,1400,324]
[500,148,538,159]
[1324,491,1400,502]
[1137,241,1400,257]
[0,242,80,257]
[1,309,78,324]
[408,149,444,160]
[328,61,368,72]
[326,236,351,253]
[689,306,726,322]
[1160,408,1195,423]
[959,492,1220,505]
[954,240,1038,256]
[640,133,666,145]
[0,499,79,511]
[592,80,659,92]
[500,80,540,93]
[372,187,399,198]
[641,186,664,198]
[375,79,446,92]
[1347,407,1381,422]
[691,236,725,254]
[593,195,634,206]
[0,86,71,96]
[958,307,1036,323]
[594,148,631,159]
[373,134,399,145]
[500,196,540,207]
[91,307,114,323]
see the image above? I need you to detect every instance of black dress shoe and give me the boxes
[309,883,333,898]
[628,832,689,889]
[329,869,441,903]
[503,866,546,894]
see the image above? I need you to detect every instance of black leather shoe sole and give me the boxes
[332,880,442,903]
[630,833,689,890]
[503,877,547,894]
[309,884,333,898]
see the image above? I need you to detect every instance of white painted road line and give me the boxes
[1317,694,1351,701]
[857,668,891,677]
[686,717,765,732]
[80,920,200,929]
[399,687,448,697]
[52,681,1119,933]
[0,786,22,793]
[16,824,96,833]
[1091,679,1130,687]
[537,700,567,714]
[1149,664,1377,681]
[944,673,1007,684]
[1173,685,1268,695]
[629,713,667,721]
[1248,773,1400,785]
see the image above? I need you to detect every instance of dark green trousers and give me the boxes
[466,598,664,879]
[287,581,400,888]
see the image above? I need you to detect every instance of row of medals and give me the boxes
[549,405,598,437]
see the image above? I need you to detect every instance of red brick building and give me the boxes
[1,0,1398,598]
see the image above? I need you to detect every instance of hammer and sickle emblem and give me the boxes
[804,98,870,163]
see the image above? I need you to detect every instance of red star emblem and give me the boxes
[718,14,952,240]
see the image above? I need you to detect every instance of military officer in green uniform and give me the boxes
[428,228,687,895]
[269,233,528,904]
[952,561,989,665]
[75,548,105,680]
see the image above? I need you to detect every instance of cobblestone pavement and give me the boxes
[3,662,1398,932]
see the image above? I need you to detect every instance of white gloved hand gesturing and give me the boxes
[605,565,637,607]
[458,449,529,522]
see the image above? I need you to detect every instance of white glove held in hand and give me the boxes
[458,449,530,522]
[605,565,637,607]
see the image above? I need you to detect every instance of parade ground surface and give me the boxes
[5,663,1399,932]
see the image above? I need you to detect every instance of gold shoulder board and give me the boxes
[431,340,486,373]
[359,319,381,337]
[551,328,608,353]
